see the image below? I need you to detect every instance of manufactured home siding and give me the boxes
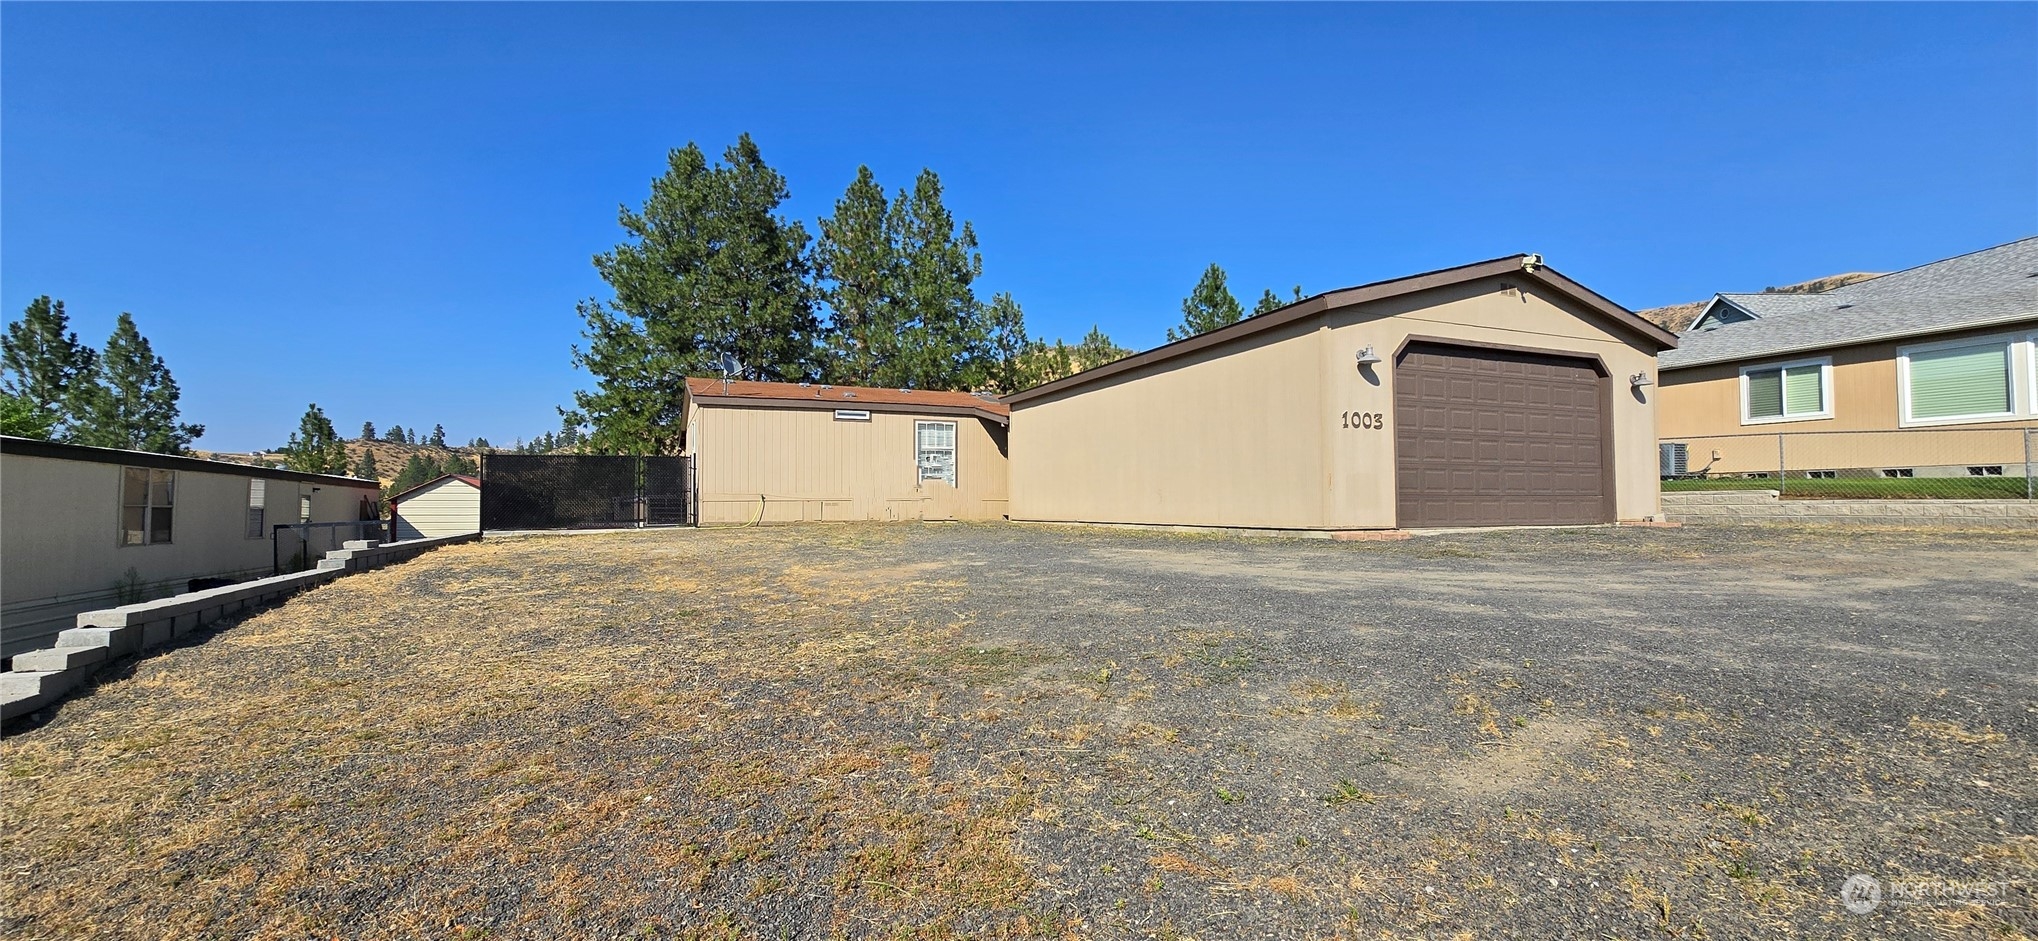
[1658,321,2038,474]
[393,479,480,539]
[1010,275,1665,530]
[689,404,1008,524]
[1,451,379,654]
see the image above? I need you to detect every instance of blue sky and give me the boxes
[4,3,2033,451]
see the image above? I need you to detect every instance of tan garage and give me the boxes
[682,378,1010,525]
[1006,255,1680,532]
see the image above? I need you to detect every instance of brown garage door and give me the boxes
[1394,342,1610,527]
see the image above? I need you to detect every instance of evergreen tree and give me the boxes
[443,452,477,477]
[1,296,99,440]
[355,449,381,481]
[571,135,818,454]
[468,436,492,450]
[814,166,899,385]
[360,421,377,441]
[1,393,57,438]
[69,313,205,453]
[429,423,447,447]
[980,292,1033,394]
[1166,264,1244,342]
[280,403,350,475]
[1075,325,1131,367]
[384,424,406,444]
[1253,285,1305,315]
[405,428,417,446]
[887,169,990,389]
[389,453,440,495]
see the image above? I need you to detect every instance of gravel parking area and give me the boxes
[4,523,2034,939]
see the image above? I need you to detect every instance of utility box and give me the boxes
[1659,442,1689,478]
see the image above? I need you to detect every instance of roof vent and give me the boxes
[798,381,811,387]
[900,388,912,393]
[1836,304,1854,310]
[820,384,833,389]
[843,391,857,398]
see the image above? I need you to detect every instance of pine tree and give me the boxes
[980,292,1033,394]
[887,169,992,390]
[69,313,205,453]
[405,428,417,446]
[572,135,818,454]
[429,424,447,448]
[1166,264,1245,342]
[360,421,376,441]
[443,452,477,476]
[384,424,406,444]
[355,449,381,481]
[1076,325,1131,368]
[281,403,350,475]
[389,453,440,495]
[814,166,899,385]
[2,296,100,440]
[1253,285,1305,315]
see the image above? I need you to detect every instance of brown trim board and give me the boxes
[1006,255,1678,407]
[688,395,1010,426]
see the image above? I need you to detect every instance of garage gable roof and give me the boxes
[684,378,1011,425]
[1004,255,1678,406]
[388,473,480,504]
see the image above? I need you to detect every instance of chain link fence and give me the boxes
[1660,427,2036,499]
[480,454,695,530]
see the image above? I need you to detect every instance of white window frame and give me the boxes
[1739,356,1833,426]
[2027,331,2038,417]
[1895,332,2022,428]
[120,467,175,547]
[914,420,958,487]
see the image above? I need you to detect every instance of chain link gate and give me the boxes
[479,454,695,531]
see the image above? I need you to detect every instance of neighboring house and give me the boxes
[390,474,481,539]
[681,378,1010,524]
[1006,254,1680,530]
[0,437,382,656]
[1658,237,2038,477]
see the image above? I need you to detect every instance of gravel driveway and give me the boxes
[4,523,2033,939]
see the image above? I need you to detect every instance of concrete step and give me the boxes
[10,644,108,673]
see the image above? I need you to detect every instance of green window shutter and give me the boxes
[1746,368,1783,419]
[1908,343,2010,419]
[1782,365,1824,415]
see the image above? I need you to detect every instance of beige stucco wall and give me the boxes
[1659,322,2038,474]
[1010,276,1666,529]
[392,479,480,539]
[686,403,1009,525]
[1,453,379,654]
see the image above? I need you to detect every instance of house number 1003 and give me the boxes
[1342,411,1385,430]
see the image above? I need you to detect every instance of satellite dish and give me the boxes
[718,352,742,378]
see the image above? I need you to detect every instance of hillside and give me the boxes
[1636,272,1881,333]
[192,440,488,487]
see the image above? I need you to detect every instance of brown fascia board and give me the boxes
[1004,256,1680,407]
[688,394,1010,426]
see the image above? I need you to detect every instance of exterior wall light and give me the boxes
[1355,346,1382,366]
[1630,372,1654,387]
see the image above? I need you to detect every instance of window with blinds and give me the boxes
[1904,340,2012,422]
[121,467,175,546]
[1742,360,1829,423]
[247,479,266,539]
[915,420,957,486]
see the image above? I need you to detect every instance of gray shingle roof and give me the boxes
[1660,236,2038,369]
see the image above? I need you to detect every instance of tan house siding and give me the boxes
[687,402,1009,525]
[1,450,379,654]
[392,479,480,539]
[1011,275,1667,529]
[1659,321,2038,474]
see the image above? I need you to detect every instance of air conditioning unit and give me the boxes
[1659,442,1689,478]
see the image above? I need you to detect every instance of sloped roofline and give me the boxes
[388,473,480,504]
[1005,255,1678,406]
